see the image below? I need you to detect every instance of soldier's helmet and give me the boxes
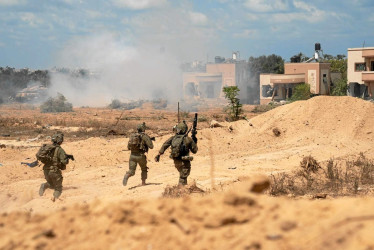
[176,122,188,135]
[51,132,64,144]
[137,123,146,132]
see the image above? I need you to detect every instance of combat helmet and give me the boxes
[51,132,64,144]
[175,122,188,135]
[137,122,146,133]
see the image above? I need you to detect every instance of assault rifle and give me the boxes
[191,113,198,143]
[66,154,75,161]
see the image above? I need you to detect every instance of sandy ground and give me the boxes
[0,96,373,249]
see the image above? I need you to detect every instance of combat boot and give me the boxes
[142,179,146,186]
[123,173,131,186]
[39,183,49,196]
[51,190,61,202]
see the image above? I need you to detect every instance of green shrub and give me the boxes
[222,86,243,121]
[40,93,73,113]
[290,83,311,102]
[330,78,347,96]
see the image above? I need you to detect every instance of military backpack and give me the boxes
[36,144,57,164]
[170,134,188,158]
[128,133,143,151]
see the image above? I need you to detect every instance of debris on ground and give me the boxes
[210,120,224,128]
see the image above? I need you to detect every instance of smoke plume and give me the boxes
[49,5,216,107]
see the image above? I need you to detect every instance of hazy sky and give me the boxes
[0,0,373,69]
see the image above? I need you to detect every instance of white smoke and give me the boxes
[48,5,216,107]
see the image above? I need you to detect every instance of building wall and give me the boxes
[206,63,236,87]
[347,49,365,84]
[206,61,251,101]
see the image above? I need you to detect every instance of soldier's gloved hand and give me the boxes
[192,135,198,143]
[154,154,160,162]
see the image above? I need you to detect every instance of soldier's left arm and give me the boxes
[188,137,198,154]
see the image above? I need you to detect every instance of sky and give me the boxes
[0,0,373,70]
[0,0,373,106]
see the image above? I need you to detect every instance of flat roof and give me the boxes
[284,62,330,65]
[348,47,374,51]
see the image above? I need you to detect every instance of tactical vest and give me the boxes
[170,135,188,158]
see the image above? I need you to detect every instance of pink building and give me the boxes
[347,47,374,98]
[260,62,331,105]
[182,53,251,103]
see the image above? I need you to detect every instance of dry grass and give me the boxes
[269,154,374,197]
[252,103,281,113]
[162,182,207,198]
[0,103,259,140]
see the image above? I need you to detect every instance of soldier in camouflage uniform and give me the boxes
[39,132,70,201]
[123,123,154,186]
[154,122,198,185]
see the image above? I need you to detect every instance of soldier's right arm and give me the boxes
[57,147,69,165]
[158,136,174,155]
[143,134,154,149]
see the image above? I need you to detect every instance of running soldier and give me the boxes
[38,132,73,201]
[154,121,198,185]
[123,123,154,186]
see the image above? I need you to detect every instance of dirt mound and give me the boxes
[1,180,374,249]
[251,96,373,141]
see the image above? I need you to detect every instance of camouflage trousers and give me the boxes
[126,153,148,181]
[173,159,191,185]
[43,167,63,193]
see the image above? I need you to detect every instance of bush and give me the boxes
[222,86,243,121]
[290,83,311,102]
[330,78,348,96]
[40,93,73,113]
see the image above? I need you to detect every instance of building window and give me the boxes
[261,85,273,97]
[355,63,366,71]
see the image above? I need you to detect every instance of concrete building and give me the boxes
[347,47,374,98]
[260,62,331,104]
[182,53,251,103]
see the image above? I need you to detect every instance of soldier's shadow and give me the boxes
[63,186,79,190]
[128,182,162,190]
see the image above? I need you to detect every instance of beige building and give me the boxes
[347,47,374,98]
[182,55,251,103]
[260,62,331,104]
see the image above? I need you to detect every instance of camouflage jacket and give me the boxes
[159,135,198,158]
[128,133,154,154]
[43,145,69,170]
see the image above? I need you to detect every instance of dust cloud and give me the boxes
[48,5,216,107]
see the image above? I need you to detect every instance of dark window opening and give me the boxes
[261,85,273,97]
[371,61,374,71]
[355,63,366,71]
